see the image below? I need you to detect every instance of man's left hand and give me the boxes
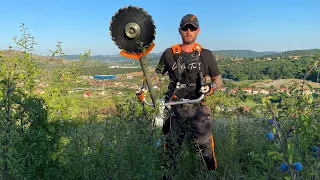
[136,88,147,102]
[200,82,217,96]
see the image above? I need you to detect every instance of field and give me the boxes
[250,79,320,89]
[116,68,156,77]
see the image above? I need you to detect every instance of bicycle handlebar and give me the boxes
[142,94,205,106]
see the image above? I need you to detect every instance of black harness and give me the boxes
[165,46,207,102]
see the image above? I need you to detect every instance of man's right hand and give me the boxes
[136,88,147,102]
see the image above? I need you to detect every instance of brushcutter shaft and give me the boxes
[139,56,157,108]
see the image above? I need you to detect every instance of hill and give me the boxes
[0,50,77,68]
[212,50,278,58]
[59,50,276,61]
[59,48,319,62]
[2,48,319,68]
[262,48,320,58]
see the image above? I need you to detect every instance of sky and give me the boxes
[0,0,319,56]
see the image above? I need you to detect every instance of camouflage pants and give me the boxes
[162,103,217,174]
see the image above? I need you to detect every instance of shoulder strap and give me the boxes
[171,44,183,78]
[193,43,202,54]
[199,50,209,76]
[171,43,203,54]
[171,44,181,54]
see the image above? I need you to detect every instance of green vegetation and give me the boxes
[0,24,319,180]
[213,49,278,58]
[60,49,320,60]
[219,57,319,82]
[263,48,320,58]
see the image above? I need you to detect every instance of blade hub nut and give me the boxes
[125,22,140,39]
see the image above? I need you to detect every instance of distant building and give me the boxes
[84,92,91,97]
[93,75,116,80]
[242,88,252,94]
[97,91,104,95]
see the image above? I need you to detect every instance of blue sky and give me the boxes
[0,0,319,56]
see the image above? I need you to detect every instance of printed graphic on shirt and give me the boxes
[171,52,202,72]
[171,61,201,71]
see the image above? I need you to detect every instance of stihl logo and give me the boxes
[190,16,196,21]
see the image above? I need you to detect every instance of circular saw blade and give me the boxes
[110,6,156,55]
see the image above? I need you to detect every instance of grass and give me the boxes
[231,80,257,87]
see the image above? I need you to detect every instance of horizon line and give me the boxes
[1,47,320,57]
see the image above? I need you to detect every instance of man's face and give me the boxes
[179,24,200,44]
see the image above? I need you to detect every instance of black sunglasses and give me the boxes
[181,24,198,32]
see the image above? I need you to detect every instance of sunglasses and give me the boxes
[181,24,198,32]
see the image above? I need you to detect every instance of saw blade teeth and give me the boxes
[110,6,156,55]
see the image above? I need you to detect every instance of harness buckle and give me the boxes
[176,82,180,89]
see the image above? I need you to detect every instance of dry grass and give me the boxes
[0,49,73,65]
[116,68,156,77]
[250,79,320,89]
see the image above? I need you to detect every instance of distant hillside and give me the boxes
[60,50,276,62]
[58,53,163,66]
[3,48,319,68]
[59,48,320,62]
[262,48,320,57]
[0,50,74,68]
[58,54,132,62]
[212,50,278,58]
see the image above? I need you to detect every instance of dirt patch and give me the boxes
[116,68,156,77]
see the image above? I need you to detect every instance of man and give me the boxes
[137,14,223,178]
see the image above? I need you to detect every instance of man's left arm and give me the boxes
[204,50,224,95]
[210,74,223,90]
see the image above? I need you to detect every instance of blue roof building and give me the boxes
[93,75,116,80]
